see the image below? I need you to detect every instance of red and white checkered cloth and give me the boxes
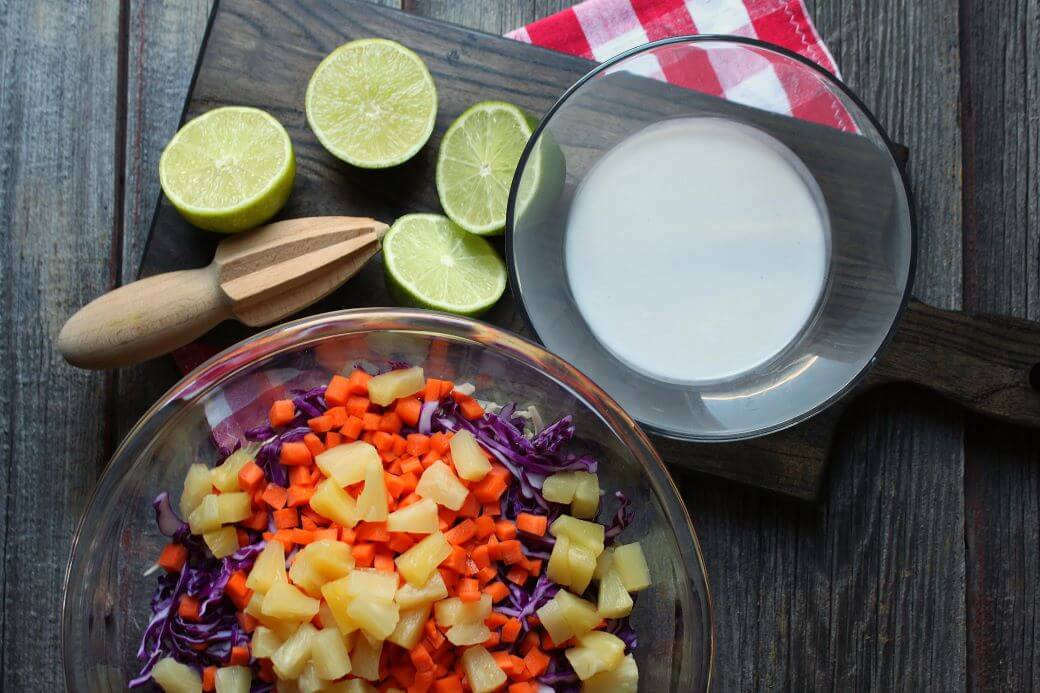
[184,0,842,437]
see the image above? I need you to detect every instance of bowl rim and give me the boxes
[62,307,715,691]
[505,34,918,443]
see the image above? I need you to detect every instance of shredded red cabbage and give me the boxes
[604,490,633,544]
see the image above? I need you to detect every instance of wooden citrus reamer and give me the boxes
[58,216,388,370]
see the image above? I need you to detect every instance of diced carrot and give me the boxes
[494,520,517,541]
[515,513,547,537]
[444,519,476,546]
[500,617,523,644]
[460,398,484,420]
[225,570,252,609]
[439,380,455,398]
[492,540,525,565]
[362,412,382,431]
[523,648,550,677]
[356,522,390,543]
[483,581,510,603]
[325,406,348,428]
[411,644,435,674]
[429,432,451,455]
[483,632,501,649]
[341,415,364,440]
[398,492,423,508]
[307,415,334,433]
[236,528,251,547]
[399,471,419,495]
[491,651,514,675]
[423,378,443,403]
[374,551,396,574]
[301,506,329,527]
[234,461,265,494]
[346,395,370,418]
[178,595,201,621]
[455,493,480,519]
[271,529,295,550]
[440,545,467,573]
[269,399,296,427]
[379,411,403,434]
[388,533,415,554]
[394,398,422,427]
[347,369,372,396]
[401,458,425,477]
[262,484,288,510]
[287,485,315,508]
[406,433,431,456]
[506,566,528,585]
[339,526,356,544]
[456,578,480,602]
[352,542,376,567]
[413,669,436,692]
[280,441,313,466]
[257,658,275,683]
[325,374,351,407]
[289,528,314,545]
[312,527,338,542]
[273,507,299,529]
[389,663,416,689]
[202,665,217,692]
[433,674,463,693]
[519,631,540,655]
[476,566,498,584]
[484,611,509,630]
[471,544,491,569]
[228,645,249,666]
[473,515,496,540]
[521,558,542,576]
[438,568,459,591]
[482,502,501,517]
[158,543,188,573]
[288,465,311,487]
[301,515,319,531]
[370,430,393,452]
[425,620,446,649]
[236,611,259,634]
[421,451,441,469]
[507,684,537,693]
[303,432,325,457]
[393,435,408,458]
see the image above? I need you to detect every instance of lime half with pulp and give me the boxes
[436,101,535,235]
[159,106,295,233]
[306,39,437,168]
[383,213,507,316]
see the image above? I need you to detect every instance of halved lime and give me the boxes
[306,39,437,168]
[159,106,295,233]
[436,101,534,235]
[383,213,507,316]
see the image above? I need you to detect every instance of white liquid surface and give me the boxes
[565,118,829,384]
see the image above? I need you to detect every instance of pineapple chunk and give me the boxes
[535,597,574,644]
[347,597,400,641]
[187,494,222,535]
[310,479,361,528]
[276,681,300,693]
[214,666,251,693]
[565,631,626,680]
[180,464,213,517]
[327,680,377,693]
[461,646,507,693]
[251,625,284,658]
[356,457,388,521]
[211,448,254,492]
[592,548,614,581]
[612,542,651,592]
[549,515,605,555]
[546,535,572,585]
[215,492,252,524]
[569,545,597,594]
[541,472,579,504]
[597,569,634,618]
[311,627,352,680]
[298,664,328,693]
[345,568,399,602]
[386,498,439,534]
[367,366,424,406]
[350,633,383,681]
[271,622,317,679]
[290,539,355,597]
[396,531,452,587]
[387,604,432,649]
[434,594,492,627]
[246,540,288,593]
[581,653,639,693]
[446,622,492,646]
[556,590,602,636]
[571,472,600,519]
[415,461,469,511]
[245,592,298,640]
[394,571,449,609]
[262,582,320,622]
[203,526,239,559]
[320,577,360,635]
[315,442,380,487]
[151,657,202,693]
[449,429,492,481]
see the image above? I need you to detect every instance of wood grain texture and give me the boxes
[0,0,122,689]
[961,0,1040,689]
[405,0,574,33]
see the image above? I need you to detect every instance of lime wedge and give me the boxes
[383,213,507,316]
[306,39,437,168]
[159,106,295,233]
[436,101,533,235]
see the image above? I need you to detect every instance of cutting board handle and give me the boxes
[57,267,230,370]
[870,299,1040,427]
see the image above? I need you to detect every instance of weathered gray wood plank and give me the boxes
[404,0,574,33]
[962,0,1040,689]
[0,0,122,689]
[681,0,967,688]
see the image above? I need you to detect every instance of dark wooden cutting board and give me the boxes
[138,0,1040,501]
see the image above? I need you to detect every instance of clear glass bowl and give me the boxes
[62,309,714,691]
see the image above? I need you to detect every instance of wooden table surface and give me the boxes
[2,0,1036,689]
